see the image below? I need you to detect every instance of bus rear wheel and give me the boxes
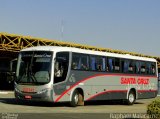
[70,90,84,107]
[126,90,136,105]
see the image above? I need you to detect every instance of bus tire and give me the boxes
[70,90,80,107]
[126,90,136,105]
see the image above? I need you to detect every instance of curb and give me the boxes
[0,91,14,94]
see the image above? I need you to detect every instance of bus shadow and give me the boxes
[0,98,144,107]
[85,100,144,106]
[0,98,69,107]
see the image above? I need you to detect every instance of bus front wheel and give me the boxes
[126,90,136,105]
[70,90,84,107]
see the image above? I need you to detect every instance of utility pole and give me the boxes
[60,20,64,40]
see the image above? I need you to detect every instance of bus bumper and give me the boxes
[14,89,53,102]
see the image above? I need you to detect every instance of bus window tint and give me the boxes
[72,53,157,76]
[121,60,134,73]
[72,53,89,70]
[81,55,89,70]
[72,54,80,70]
[114,58,120,72]
[90,56,106,72]
[129,60,134,73]
[135,61,140,74]
[123,60,129,73]
[151,63,156,75]
[107,58,114,72]
[97,57,106,71]
[146,62,151,74]
[90,56,96,71]
[121,60,124,73]
[102,57,106,71]
[140,62,146,74]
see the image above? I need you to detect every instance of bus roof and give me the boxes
[21,46,157,62]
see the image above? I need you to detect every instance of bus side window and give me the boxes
[151,63,156,75]
[72,62,78,69]
[102,57,106,71]
[146,62,151,75]
[97,57,106,72]
[90,56,106,72]
[135,61,140,74]
[90,56,96,71]
[114,58,120,72]
[72,53,80,70]
[129,60,134,73]
[121,60,124,73]
[124,60,129,73]
[140,62,146,74]
[72,53,89,70]
[107,58,114,72]
[96,57,101,71]
[80,55,89,70]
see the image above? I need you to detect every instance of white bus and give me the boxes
[14,46,158,107]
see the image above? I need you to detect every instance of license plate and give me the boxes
[25,95,32,99]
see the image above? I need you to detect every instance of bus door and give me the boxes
[53,52,70,96]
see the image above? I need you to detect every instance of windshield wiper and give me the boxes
[29,72,37,83]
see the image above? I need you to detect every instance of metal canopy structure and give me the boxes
[0,32,160,68]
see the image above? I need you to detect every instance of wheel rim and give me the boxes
[129,93,134,103]
[74,94,79,104]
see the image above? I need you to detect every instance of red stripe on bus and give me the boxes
[86,90,127,101]
[54,73,157,102]
[55,74,99,102]
[138,90,157,93]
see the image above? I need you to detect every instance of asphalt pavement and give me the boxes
[0,92,159,119]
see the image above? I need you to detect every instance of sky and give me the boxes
[0,0,160,56]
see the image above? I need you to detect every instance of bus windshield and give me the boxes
[16,51,52,85]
